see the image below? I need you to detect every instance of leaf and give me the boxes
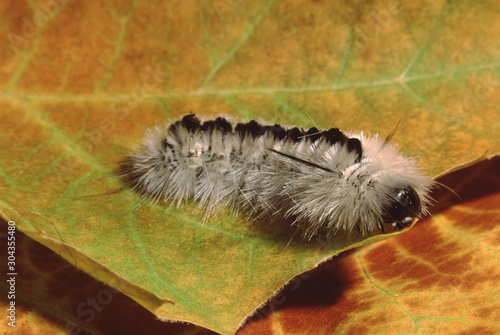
[1,1,499,334]
[1,158,498,335]
[238,156,500,335]
[0,224,216,335]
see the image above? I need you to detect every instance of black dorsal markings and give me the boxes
[200,120,215,132]
[181,114,201,132]
[324,128,347,145]
[173,116,362,161]
[287,127,304,142]
[214,117,233,133]
[303,127,321,143]
[346,138,363,163]
[258,124,286,140]
[200,117,233,133]
[235,120,262,139]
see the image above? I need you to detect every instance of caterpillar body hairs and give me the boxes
[118,114,433,240]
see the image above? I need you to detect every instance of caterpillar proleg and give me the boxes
[118,114,433,240]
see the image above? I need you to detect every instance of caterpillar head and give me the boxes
[381,186,422,232]
[342,133,433,236]
[285,132,433,240]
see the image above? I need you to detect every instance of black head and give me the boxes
[382,187,422,231]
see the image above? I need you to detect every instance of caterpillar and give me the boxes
[118,114,433,240]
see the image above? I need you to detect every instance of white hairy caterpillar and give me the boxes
[118,114,433,240]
